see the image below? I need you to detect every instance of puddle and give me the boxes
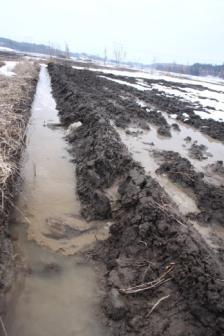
[6,223,106,336]
[15,65,108,255]
[161,112,224,185]
[116,120,224,249]
[116,126,199,215]
[5,65,108,336]
[117,108,224,183]
[164,112,224,167]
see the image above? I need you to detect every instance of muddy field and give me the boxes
[48,63,224,336]
[0,58,224,335]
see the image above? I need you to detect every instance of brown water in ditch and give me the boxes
[5,65,108,336]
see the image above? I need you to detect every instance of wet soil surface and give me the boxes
[48,63,224,336]
[154,150,224,225]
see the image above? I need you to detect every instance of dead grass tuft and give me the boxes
[0,60,39,213]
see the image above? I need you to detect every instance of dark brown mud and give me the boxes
[48,63,224,336]
[48,63,169,131]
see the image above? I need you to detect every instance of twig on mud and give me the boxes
[119,262,175,294]
[0,316,8,336]
[148,295,170,316]
[152,200,187,228]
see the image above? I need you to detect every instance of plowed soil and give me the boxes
[48,63,224,336]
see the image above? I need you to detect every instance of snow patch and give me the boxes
[99,75,149,91]
[170,114,178,119]
[136,99,147,107]
[0,61,17,76]
[194,110,224,122]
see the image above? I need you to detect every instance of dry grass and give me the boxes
[0,60,39,213]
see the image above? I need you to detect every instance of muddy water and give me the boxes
[5,65,107,336]
[116,125,199,215]
[163,112,224,170]
[15,65,108,255]
[140,110,224,172]
[116,119,224,248]
[116,107,224,212]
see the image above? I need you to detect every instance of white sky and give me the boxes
[0,0,223,64]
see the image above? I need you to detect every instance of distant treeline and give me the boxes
[153,63,224,79]
[0,36,104,62]
[0,37,66,57]
[1,37,224,78]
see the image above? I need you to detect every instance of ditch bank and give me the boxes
[48,63,224,336]
[0,62,39,305]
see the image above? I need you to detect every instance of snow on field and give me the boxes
[0,61,17,76]
[72,64,224,122]
[99,75,150,91]
[101,73,224,122]
[150,83,224,122]
[73,65,224,91]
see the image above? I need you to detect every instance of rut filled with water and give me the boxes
[5,65,107,336]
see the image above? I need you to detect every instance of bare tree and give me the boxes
[65,43,70,59]
[48,41,53,59]
[104,48,107,65]
[151,57,157,74]
[48,42,59,59]
[113,44,126,65]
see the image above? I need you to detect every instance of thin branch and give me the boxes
[148,295,170,316]
[119,263,175,294]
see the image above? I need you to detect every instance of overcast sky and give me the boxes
[0,0,223,64]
